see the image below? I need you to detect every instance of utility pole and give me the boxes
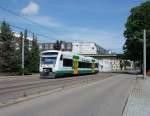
[143,29,146,78]
[22,33,25,76]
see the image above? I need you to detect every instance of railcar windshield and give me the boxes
[41,57,57,64]
[42,52,58,56]
[41,52,58,64]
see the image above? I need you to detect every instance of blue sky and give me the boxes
[0,0,146,53]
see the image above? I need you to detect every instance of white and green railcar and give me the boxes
[40,50,99,78]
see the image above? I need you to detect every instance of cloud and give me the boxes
[21,1,39,16]
[20,1,62,28]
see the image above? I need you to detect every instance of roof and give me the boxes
[83,54,123,58]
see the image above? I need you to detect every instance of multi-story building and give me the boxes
[0,32,33,51]
[13,33,32,50]
[39,42,72,51]
[72,42,108,54]
[39,43,54,51]
[39,41,108,55]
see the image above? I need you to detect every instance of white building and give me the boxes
[84,54,131,72]
[13,33,33,50]
[99,59,112,72]
[72,42,108,55]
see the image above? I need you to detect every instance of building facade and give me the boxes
[39,42,72,51]
[39,42,108,55]
[72,42,108,55]
[13,33,32,50]
[84,54,134,72]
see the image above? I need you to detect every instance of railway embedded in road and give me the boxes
[0,73,115,104]
[0,74,137,116]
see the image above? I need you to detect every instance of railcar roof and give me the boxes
[41,50,97,61]
[42,50,61,53]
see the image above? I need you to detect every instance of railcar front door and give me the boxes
[73,55,79,75]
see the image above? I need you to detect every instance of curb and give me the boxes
[121,95,129,116]
[121,76,137,116]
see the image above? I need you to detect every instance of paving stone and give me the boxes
[123,77,150,116]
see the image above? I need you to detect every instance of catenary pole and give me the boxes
[22,34,24,75]
[143,29,146,78]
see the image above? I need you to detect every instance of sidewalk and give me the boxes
[123,76,150,116]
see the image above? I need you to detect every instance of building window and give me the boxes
[66,43,72,50]
[15,43,19,50]
[113,65,116,69]
[39,44,42,50]
[45,44,49,50]
[49,44,54,49]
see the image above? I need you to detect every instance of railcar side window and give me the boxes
[63,59,73,67]
[79,62,92,68]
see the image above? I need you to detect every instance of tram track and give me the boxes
[0,77,40,85]
[0,73,115,103]
[0,78,76,94]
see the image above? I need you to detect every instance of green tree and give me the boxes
[29,34,40,73]
[123,1,150,71]
[14,32,23,72]
[54,40,61,50]
[23,30,31,74]
[0,21,16,72]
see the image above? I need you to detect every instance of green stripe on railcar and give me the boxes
[55,68,96,77]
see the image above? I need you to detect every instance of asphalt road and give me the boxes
[0,74,136,116]
[0,73,114,102]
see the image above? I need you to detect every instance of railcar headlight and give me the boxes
[43,68,48,72]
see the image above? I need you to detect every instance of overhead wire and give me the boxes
[0,5,57,33]
[0,5,61,41]
[0,20,57,40]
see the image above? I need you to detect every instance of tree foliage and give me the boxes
[123,1,150,71]
[0,21,16,72]
[14,32,23,72]
[0,21,40,74]
[54,40,63,50]
[29,34,40,72]
[23,30,31,73]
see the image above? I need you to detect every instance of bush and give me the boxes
[17,68,32,75]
